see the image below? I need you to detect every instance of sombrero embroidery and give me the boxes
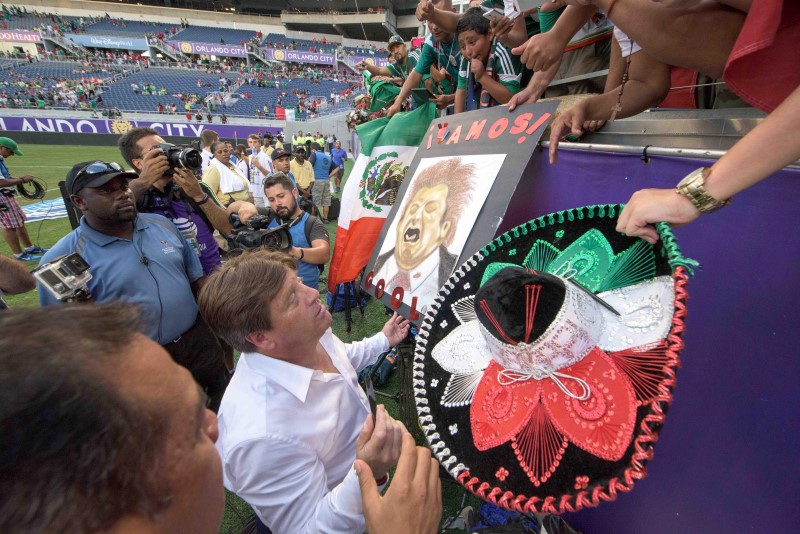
[414,205,695,514]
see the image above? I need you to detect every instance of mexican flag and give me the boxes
[328,103,437,292]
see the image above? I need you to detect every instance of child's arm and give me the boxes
[454,88,466,114]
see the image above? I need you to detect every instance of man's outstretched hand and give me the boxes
[381,312,410,347]
[356,430,442,534]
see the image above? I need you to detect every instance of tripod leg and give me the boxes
[344,281,353,333]
[328,283,339,313]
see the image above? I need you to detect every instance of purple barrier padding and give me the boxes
[502,147,800,533]
[0,115,279,139]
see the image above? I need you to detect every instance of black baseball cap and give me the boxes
[294,146,306,154]
[271,148,291,160]
[66,161,137,196]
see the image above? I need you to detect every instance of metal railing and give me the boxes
[39,30,89,58]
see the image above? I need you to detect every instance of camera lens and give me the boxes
[180,148,202,171]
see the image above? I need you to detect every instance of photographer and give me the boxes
[232,172,329,290]
[119,127,248,275]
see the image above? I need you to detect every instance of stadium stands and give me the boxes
[99,67,231,113]
[0,13,82,31]
[263,34,336,53]
[173,26,257,45]
[76,19,177,38]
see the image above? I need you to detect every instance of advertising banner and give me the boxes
[167,41,247,57]
[0,30,41,43]
[0,115,280,139]
[349,55,389,67]
[260,47,336,66]
[67,34,148,51]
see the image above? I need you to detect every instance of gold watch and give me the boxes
[675,167,730,213]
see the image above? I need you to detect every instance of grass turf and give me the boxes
[1,145,480,532]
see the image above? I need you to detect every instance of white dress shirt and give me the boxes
[201,149,212,174]
[217,328,389,534]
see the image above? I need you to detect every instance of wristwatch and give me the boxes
[195,193,210,205]
[675,167,730,213]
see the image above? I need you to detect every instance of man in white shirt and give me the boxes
[247,134,273,208]
[198,249,410,533]
[200,129,219,174]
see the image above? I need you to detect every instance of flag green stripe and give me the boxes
[356,103,437,155]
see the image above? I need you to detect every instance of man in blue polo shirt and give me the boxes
[308,142,336,223]
[330,140,348,194]
[38,161,228,411]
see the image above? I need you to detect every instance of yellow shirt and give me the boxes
[290,159,315,189]
[202,163,251,205]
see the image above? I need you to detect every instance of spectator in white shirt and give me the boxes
[247,134,273,208]
[200,129,218,174]
[198,249,410,533]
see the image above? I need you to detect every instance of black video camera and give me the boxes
[227,213,293,252]
[157,143,202,176]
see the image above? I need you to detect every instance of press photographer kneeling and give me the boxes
[232,171,329,289]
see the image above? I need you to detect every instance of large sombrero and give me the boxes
[414,204,694,514]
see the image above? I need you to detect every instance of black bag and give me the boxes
[328,197,340,221]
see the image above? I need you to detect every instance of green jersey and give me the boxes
[457,38,522,109]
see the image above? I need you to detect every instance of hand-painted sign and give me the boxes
[362,101,560,323]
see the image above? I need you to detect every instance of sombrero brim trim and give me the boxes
[453,266,688,514]
[413,204,695,515]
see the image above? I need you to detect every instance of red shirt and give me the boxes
[723,0,800,112]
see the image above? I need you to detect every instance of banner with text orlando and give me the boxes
[260,48,336,66]
[361,100,559,324]
[327,103,437,294]
[0,115,279,139]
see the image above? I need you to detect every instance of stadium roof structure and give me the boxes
[89,0,422,40]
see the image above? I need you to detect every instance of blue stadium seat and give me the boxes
[171,26,257,45]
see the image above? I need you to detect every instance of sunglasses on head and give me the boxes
[78,161,123,179]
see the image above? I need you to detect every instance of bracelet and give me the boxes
[375,473,389,486]
[196,193,209,205]
[298,248,304,260]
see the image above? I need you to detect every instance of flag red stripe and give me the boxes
[328,216,387,292]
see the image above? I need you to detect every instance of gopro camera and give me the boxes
[33,253,92,302]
